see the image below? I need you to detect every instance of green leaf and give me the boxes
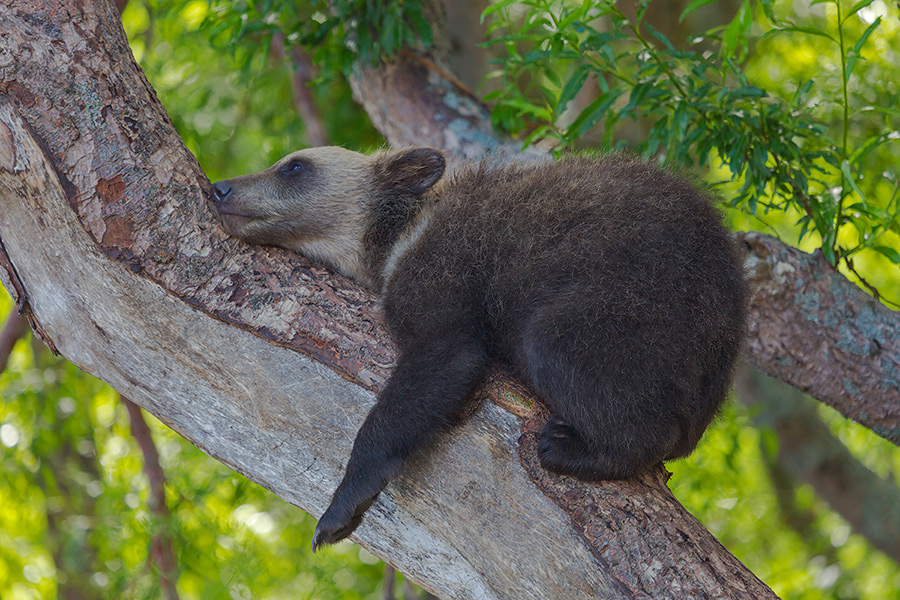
[555,65,590,118]
[522,124,554,149]
[823,238,837,265]
[849,130,899,165]
[789,79,815,108]
[568,90,622,138]
[543,63,562,87]
[721,0,752,63]
[761,26,836,44]
[504,99,553,122]
[843,0,878,23]
[407,10,433,46]
[845,17,881,83]
[855,105,900,119]
[797,214,813,241]
[679,0,718,23]
[480,0,518,24]
[871,245,900,264]
[557,6,586,30]
[841,160,866,203]
[760,0,778,24]
[644,22,675,51]
[728,86,768,99]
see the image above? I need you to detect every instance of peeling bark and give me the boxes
[0,2,782,599]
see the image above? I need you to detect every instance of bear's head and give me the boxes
[210,146,445,290]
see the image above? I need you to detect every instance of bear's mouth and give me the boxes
[216,208,256,231]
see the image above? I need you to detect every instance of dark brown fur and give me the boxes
[210,148,748,550]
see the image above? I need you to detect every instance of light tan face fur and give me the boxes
[212,146,374,285]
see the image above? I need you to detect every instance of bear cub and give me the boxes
[209,147,748,551]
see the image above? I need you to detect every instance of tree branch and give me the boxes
[0,310,28,372]
[349,55,534,162]
[737,367,900,563]
[122,396,180,600]
[741,234,900,444]
[270,34,330,148]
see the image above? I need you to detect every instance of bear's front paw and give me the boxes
[312,493,379,553]
[312,505,364,553]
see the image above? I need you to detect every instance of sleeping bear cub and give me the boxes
[210,147,748,551]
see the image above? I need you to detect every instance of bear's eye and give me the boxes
[284,159,311,175]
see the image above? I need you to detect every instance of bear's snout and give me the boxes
[210,180,233,204]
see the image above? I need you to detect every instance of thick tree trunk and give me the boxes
[0,2,779,599]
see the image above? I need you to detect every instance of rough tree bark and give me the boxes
[0,2,890,599]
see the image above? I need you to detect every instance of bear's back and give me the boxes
[423,154,743,319]
[384,154,746,436]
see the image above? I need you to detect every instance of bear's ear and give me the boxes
[381,148,446,195]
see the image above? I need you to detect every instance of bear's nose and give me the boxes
[211,181,233,203]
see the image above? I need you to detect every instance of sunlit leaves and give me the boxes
[205,0,433,78]
[721,0,753,64]
[845,17,881,83]
[482,0,900,297]
[842,0,880,23]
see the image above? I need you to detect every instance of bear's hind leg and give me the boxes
[537,413,680,481]
[519,299,683,481]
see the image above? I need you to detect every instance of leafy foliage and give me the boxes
[671,400,900,600]
[125,0,382,180]
[483,0,900,302]
[203,0,432,80]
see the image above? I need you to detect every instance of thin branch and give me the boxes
[843,254,900,309]
[271,34,329,147]
[0,310,28,372]
[381,564,396,600]
[122,395,180,600]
